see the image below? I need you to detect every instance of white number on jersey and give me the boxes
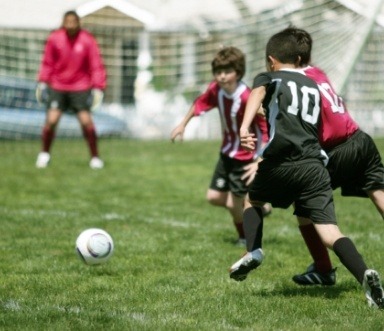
[317,82,345,113]
[287,81,320,125]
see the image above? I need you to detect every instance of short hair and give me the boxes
[63,10,80,21]
[282,26,312,66]
[211,46,246,80]
[266,30,300,65]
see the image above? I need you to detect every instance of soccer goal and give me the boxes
[1,0,384,139]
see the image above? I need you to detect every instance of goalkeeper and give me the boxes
[35,10,106,169]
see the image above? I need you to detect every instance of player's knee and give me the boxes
[297,216,312,226]
[249,200,266,208]
[207,196,224,206]
[206,191,226,206]
[45,122,58,130]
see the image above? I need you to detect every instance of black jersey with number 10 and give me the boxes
[253,69,326,164]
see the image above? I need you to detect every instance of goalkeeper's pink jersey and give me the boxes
[193,81,268,161]
[38,29,106,91]
[303,66,359,150]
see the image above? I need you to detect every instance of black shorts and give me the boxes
[248,159,336,224]
[47,88,92,113]
[209,153,253,197]
[327,130,384,197]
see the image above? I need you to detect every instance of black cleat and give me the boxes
[292,263,336,286]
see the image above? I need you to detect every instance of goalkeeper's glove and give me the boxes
[90,88,104,111]
[35,82,48,104]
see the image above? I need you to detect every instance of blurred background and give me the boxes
[1,0,384,140]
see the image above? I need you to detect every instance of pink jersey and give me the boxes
[303,66,359,150]
[193,81,268,161]
[38,28,106,91]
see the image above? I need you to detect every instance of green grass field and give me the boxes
[1,138,384,330]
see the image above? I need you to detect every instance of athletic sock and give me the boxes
[299,224,333,273]
[82,125,99,157]
[243,206,263,252]
[333,237,367,284]
[41,126,55,152]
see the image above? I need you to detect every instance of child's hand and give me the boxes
[241,161,259,186]
[240,128,256,151]
[170,125,185,142]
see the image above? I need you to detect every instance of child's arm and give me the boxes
[170,105,196,142]
[240,86,267,151]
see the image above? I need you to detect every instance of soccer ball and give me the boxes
[76,228,114,265]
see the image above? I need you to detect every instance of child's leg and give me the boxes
[314,223,367,283]
[243,205,264,252]
[297,217,333,273]
[206,189,245,239]
[225,192,245,239]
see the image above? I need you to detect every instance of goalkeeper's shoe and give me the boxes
[229,248,264,282]
[89,157,104,169]
[36,152,50,168]
[363,269,384,309]
[292,263,336,286]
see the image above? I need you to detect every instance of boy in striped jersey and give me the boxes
[171,46,270,245]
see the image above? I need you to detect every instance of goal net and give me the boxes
[1,0,384,139]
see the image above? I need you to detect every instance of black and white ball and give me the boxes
[76,228,114,265]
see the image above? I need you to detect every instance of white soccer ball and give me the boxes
[76,228,114,265]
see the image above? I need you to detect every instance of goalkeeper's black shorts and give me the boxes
[47,88,92,113]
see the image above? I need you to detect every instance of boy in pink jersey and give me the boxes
[171,46,270,245]
[285,27,384,287]
[35,10,107,169]
[228,29,384,309]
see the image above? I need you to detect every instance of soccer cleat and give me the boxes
[90,157,104,169]
[292,263,336,286]
[229,248,264,281]
[235,238,246,247]
[36,152,50,168]
[363,269,384,309]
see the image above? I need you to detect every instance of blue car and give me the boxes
[0,76,127,139]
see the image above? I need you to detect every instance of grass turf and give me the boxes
[0,138,384,330]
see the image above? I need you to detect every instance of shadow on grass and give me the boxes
[252,280,358,299]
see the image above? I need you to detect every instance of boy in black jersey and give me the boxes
[229,29,384,309]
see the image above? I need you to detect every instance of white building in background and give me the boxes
[1,0,384,138]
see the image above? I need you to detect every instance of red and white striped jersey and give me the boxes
[193,81,268,161]
[302,66,359,150]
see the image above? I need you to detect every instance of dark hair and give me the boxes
[266,30,301,65]
[282,26,312,66]
[63,10,80,21]
[211,46,246,80]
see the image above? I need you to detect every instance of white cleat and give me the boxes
[36,152,50,168]
[363,269,384,309]
[229,248,264,281]
[89,157,104,169]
